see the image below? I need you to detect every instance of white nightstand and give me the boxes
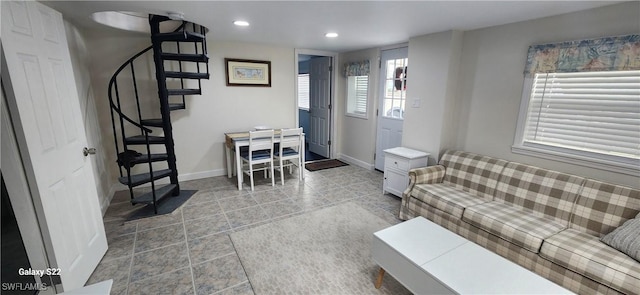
[383,147,429,197]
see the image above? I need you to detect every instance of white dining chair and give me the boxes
[241,129,275,191]
[274,128,303,185]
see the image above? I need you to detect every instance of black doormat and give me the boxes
[126,190,197,221]
[305,159,349,172]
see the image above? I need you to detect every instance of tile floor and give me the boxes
[92,165,404,295]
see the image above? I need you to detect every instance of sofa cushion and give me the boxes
[494,162,584,227]
[438,150,508,201]
[412,183,488,219]
[540,229,640,294]
[463,201,565,253]
[600,215,640,262]
[570,179,640,237]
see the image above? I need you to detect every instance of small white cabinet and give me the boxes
[383,147,429,197]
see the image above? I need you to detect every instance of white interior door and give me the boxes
[2,1,107,291]
[308,56,332,158]
[375,47,408,170]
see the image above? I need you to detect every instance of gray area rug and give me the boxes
[230,202,411,294]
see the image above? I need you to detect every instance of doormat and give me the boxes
[126,190,197,221]
[305,159,348,171]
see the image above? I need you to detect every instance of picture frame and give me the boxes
[225,58,272,87]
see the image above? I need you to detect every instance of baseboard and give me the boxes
[338,154,374,170]
[101,184,118,216]
[179,169,227,181]
[103,182,126,216]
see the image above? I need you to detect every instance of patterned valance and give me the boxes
[524,34,640,74]
[343,60,370,77]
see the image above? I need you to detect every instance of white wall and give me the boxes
[456,2,639,187]
[83,31,154,198]
[336,48,380,169]
[403,30,464,164]
[83,31,297,189]
[172,41,295,178]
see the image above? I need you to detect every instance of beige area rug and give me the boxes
[230,202,411,294]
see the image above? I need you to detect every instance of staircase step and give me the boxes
[131,184,177,205]
[167,88,201,96]
[169,103,186,111]
[140,118,164,127]
[165,71,210,80]
[153,31,205,42]
[118,169,173,187]
[124,135,166,145]
[117,151,168,167]
[129,153,169,165]
[161,53,209,63]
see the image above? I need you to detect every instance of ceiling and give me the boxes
[44,1,623,52]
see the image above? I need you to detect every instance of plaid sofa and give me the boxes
[400,150,640,294]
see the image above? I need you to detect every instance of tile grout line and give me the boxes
[210,280,251,295]
[227,234,256,294]
[180,209,198,295]
[124,222,138,295]
[218,198,236,233]
[190,252,236,267]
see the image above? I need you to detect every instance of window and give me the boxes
[297,74,309,110]
[346,75,368,117]
[513,70,640,175]
[382,59,407,119]
[344,60,371,118]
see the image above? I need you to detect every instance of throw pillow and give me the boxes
[601,216,640,262]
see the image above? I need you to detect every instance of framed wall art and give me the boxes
[225,58,271,87]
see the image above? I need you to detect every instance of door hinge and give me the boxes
[378,58,382,68]
[376,109,379,116]
[328,140,332,146]
[329,65,332,71]
[374,153,376,160]
[329,104,332,110]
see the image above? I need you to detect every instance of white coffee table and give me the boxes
[372,217,574,294]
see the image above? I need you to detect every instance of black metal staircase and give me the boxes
[108,15,209,214]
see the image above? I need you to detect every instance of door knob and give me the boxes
[83,147,96,157]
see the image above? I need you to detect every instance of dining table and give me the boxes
[225,130,305,190]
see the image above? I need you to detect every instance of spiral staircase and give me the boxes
[108,15,209,214]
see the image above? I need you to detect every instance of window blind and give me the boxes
[523,70,640,160]
[298,74,309,109]
[354,76,368,114]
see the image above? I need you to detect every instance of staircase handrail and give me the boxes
[107,20,188,133]
[107,45,154,132]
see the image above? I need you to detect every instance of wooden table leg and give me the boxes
[375,267,385,289]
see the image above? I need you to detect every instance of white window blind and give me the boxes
[346,75,369,117]
[298,74,309,109]
[354,76,368,114]
[521,70,640,163]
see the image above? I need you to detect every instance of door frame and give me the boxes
[1,81,58,294]
[374,43,409,171]
[294,49,338,159]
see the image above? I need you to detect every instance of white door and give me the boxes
[375,47,408,170]
[308,56,332,158]
[2,1,107,291]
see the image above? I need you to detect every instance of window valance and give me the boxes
[343,60,370,77]
[524,34,639,74]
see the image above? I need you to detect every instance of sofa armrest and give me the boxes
[402,165,446,198]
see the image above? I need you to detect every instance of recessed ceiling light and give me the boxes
[325,32,338,38]
[233,20,250,27]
